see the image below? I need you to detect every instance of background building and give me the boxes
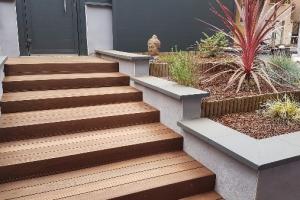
[0,0,234,56]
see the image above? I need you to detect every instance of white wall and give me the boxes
[257,160,300,200]
[85,5,113,54]
[134,82,258,200]
[0,1,20,56]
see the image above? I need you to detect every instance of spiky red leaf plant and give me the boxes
[200,0,293,93]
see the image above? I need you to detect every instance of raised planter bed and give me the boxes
[150,53,300,117]
[131,75,300,200]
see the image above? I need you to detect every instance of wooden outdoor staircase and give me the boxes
[0,57,222,200]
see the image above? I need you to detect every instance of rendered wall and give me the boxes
[0,1,20,56]
[133,81,258,200]
[85,4,113,54]
[256,160,300,200]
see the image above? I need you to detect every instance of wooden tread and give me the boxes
[1,86,142,113]
[0,102,160,142]
[180,192,223,200]
[5,56,118,75]
[3,72,129,92]
[0,152,215,200]
[0,123,182,182]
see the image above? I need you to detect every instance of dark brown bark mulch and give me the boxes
[198,72,293,101]
[212,112,300,139]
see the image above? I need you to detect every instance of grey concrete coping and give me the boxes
[132,76,209,100]
[178,118,300,170]
[96,50,151,61]
[0,56,7,66]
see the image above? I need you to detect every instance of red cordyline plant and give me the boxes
[200,0,293,93]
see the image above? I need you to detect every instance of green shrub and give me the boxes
[160,49,197,87]
[269,55,300,85]
[197,32,229,57]
[261,95,300,122]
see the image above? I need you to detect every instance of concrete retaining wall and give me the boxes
[131,73,300,200]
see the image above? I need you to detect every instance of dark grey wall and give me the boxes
[112,0,235,52]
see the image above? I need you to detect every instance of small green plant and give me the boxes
[269,55,300,85]
[261,95,300,122]
[197,32,228,57]
[160,48,197,87]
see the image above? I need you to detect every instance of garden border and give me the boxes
[131,75,300,200]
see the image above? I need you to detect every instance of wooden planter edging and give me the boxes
[149,62,234,78]
[149,63,169,77]
[201,90,300,117]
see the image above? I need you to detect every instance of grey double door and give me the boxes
[23,0,79,54]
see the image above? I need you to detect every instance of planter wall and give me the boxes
[131,75,300,200]
[149,61,234,78]
[201,90,300,117]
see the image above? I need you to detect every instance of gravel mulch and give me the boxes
[212,112,300,139]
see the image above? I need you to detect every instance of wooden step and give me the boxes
[3,72,129,92]
[0,123,182,182]
[0,102,160,142]
[4,56,119,75]
[1,86,142,113]
[0,152,215,199]
[180,192,223,200]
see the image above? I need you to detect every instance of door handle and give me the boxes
[64,0,67,14]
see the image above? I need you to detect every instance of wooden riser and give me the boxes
[0,137,182,183]
[3,75,130,92]
[0,111,160,142]
[180,192,223,200]
[4,63,119,76]
[111,176,215,200]
[1,90,142,113]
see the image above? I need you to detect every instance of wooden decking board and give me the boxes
[0,152,214,200]
[62,168,213,200]
[5,56,113,65]
[0,125,179,165]
[1,86,139,102]
[0,123,166,152]
[0,123,182,182]
[0,102,155,128]
[180,192,224,200]
[5,62,119,76]
[3,73,129,92]
[0,152,187,192]
[2,159,198,199]
[1,86,142,113]
[0,102,161,142]
[4,72,125,82]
